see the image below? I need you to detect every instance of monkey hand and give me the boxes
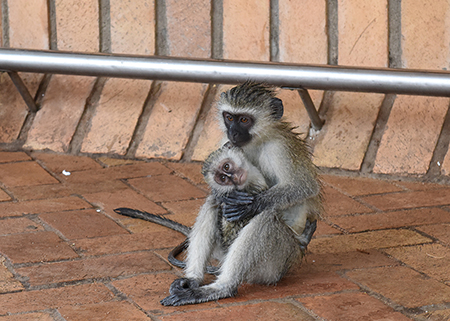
[219,190,257,222]
[168,278,200,295]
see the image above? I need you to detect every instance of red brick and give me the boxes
[82,188,167,220]
[54,0,99,52]
[314,220,341,236]
[136,82,207,160]
[299,249,398,274]
[39,209,129,240]
[8,0,49,49]
[0,196,91,218]
[0,231,78,264]
[8,180,128,201]
[0,217,44,235]
[0,313,53,321]
[166,0,211,57]
[110,0,155,55]
[128,174,207,202]
[120,217,178,234]
[0,257,24,293]
[31,152,102,173]
[0,75,29,143]
[322,175,404,196]
[298,292,411,321]
[0,162,58,187]
[191,86,226,162]
[417,223,450,245]
[165,162,204,185]
[347,266,450,308]
[73,230,185,257]
[60,162,171,183]
[279,0,327,64]
[113,273,219,314]
[323,185,374,217]
[373,96,449,175]
[0,188,11,202]
[58,301,149,321]
[219,271,358,305]
[394,180,448,191]
[0,152,31,163]
[162,302,314,321]
[96,157,140,167]
[338,0,388,67]
[0,283,114,314]
[161,198,204,226]
[384,244,450,284]
[309,229,432,254]
[330,207,450,233]
[81,78,151,155]
[24,75,96,153]
[223,0,270,61]
[313,92,384,170]
[360,188,450,211]
[1,89,27,144]
[16,252,170,286]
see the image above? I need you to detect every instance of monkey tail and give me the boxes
[114,207,191,236]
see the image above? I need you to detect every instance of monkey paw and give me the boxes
[297,220,317,252]
[219,190,256,222]
[169,278,199,295]
[160,286,236,306]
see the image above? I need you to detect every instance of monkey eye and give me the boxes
[240,117,248,123]
[223,163,230,171]
[220,174,227,182]
[226,114,234,122]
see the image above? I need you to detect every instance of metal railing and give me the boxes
[2,48,450,129]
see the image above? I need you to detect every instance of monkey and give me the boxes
[161,142,308,306]
[115,142,315,306]
[160,82,323,306]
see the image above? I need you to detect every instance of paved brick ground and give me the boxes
[0,150,449,320]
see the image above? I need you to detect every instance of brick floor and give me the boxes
[0,151,449,320]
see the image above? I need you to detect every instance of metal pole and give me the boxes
[1,49,450,97]
[7,72,38,113]
[297,88,324,130]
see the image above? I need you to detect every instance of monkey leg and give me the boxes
[161,211,300,306]
[295,219,317,253]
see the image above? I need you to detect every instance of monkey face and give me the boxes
[214,158,248,188]
[222,112,254,147]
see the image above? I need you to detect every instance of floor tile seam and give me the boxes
[16,270,176,293]
[407,227,450,248]
[121,176,207,206]
[340,270,421,319]
[323,183,383,212]
[11,248,171,269]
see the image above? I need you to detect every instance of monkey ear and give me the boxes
[271,98,284,120]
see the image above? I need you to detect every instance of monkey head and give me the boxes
[202,143,267,195]
[217,82,284,147]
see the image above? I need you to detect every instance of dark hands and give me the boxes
[217,190,259,222]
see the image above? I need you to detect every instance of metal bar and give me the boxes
[297,88,324,130]
[1,49,450,97]
[7,71,38,113]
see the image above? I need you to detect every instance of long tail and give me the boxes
[114,207,190,236]
[114,207,219,275]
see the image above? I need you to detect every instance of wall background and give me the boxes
[1,0,450,181]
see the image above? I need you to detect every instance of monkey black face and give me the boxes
[214,159,247,188]
[222,112,254,147]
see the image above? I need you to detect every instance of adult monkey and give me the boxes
[162,82,323,306]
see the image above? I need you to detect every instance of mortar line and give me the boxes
[99,0,111,53]
[181,84,219,162]
[426,101,450,178]
[360,94,396,173]
[1,0,9,47]
[269,0,279,62]
[326,0,338,65]
[155,0,168,56]
[211,0,223,59]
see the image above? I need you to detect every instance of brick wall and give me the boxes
[1,0,450,180]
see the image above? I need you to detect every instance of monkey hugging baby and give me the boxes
[115,82,323,306]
